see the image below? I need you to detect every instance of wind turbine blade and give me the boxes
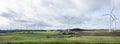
[113,14,117,20]
[109,7,116,21]
[110,15,115,21]
[109,8,114,15]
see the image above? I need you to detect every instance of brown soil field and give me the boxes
[74,32,120,36]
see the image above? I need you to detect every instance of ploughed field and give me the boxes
[0,31,120,44]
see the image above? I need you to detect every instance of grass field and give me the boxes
[0,31,120,44]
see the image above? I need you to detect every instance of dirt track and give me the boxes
[74,32,120,36]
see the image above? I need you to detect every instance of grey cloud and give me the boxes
[26,22,53,28]
[1,8,22,19]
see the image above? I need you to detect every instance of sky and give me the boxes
[0,0,120,30]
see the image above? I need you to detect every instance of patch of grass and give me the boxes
[0,31,120,44]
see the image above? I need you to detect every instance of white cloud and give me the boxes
[0,0,120,29]
[0,16,10,26]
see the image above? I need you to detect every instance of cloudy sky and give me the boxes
[0,0,120,30]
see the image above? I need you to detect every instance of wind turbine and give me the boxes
[63,16,73,32]
[108,7,117,32]
[40,23,43,30]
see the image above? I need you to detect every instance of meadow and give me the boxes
[0,31,120,44]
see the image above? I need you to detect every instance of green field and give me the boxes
[0,31,120,44]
